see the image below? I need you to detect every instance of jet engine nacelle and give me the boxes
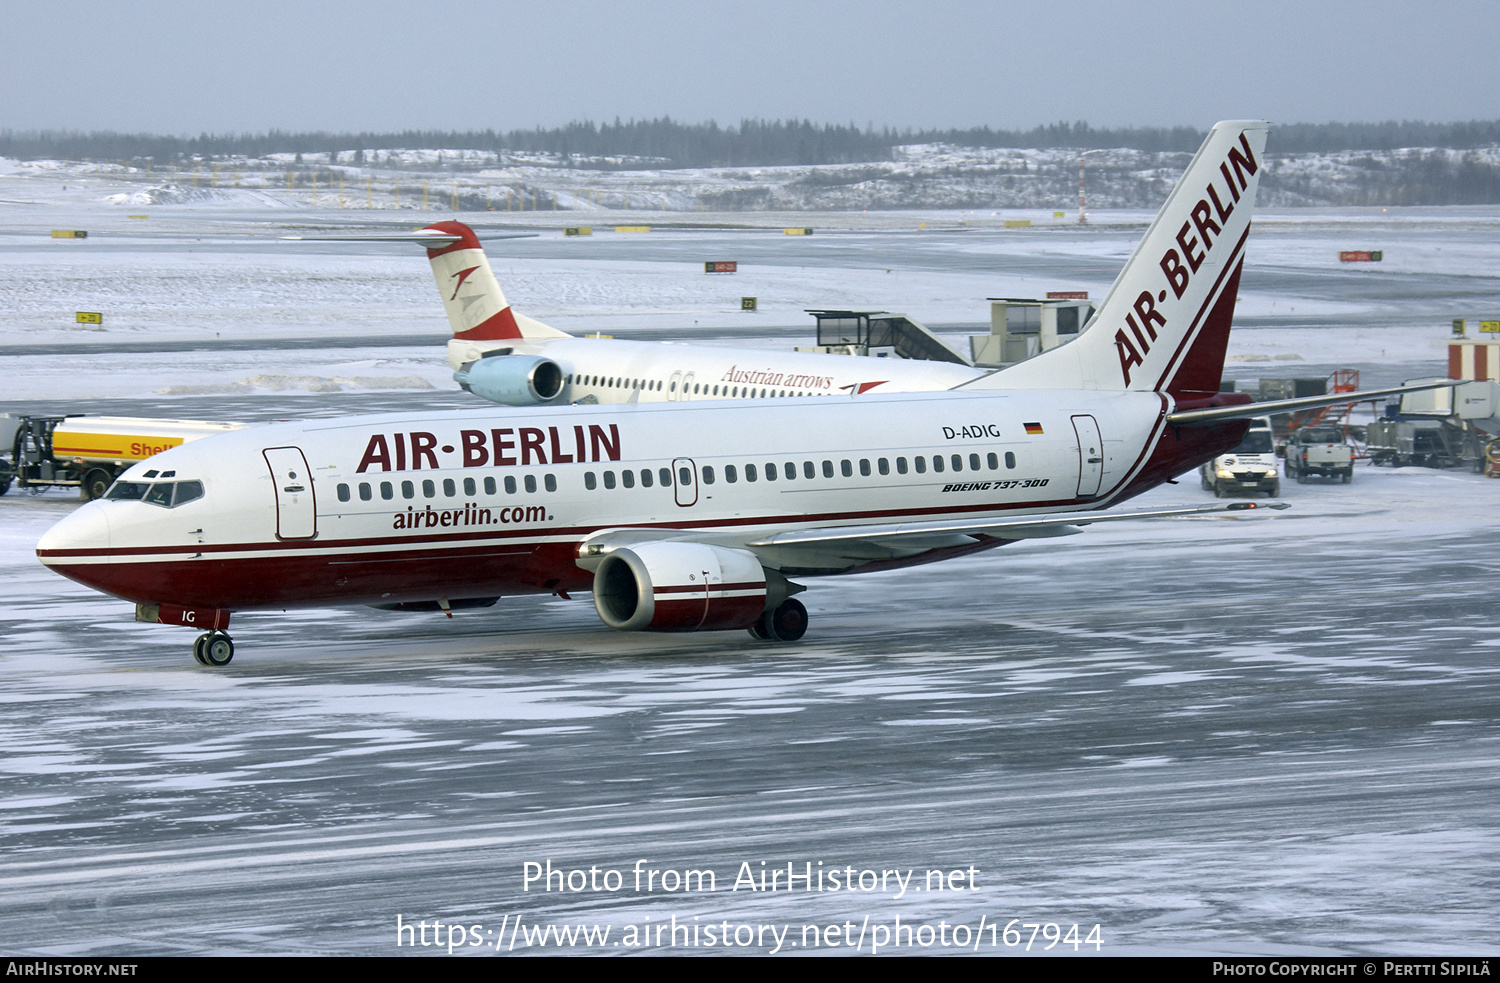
[592,542,767,632]
[454,354,564,406]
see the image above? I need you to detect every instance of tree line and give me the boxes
[3,118,1500,169]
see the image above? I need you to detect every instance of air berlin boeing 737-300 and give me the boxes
[37,122,1451,665]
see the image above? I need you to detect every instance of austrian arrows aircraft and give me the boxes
[287,222,985,406]
[38,121,1449,666]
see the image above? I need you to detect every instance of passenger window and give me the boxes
[623,470,635,489]
[878,458,890,475]
[822,461,834,478]
[840,460,852,477]
[359,482,373,501]
[483,477,496,495]
[933,456,945,473]
[896,457,908,474]
[784,462,796,480]
[860,459,871,476]
[423,479,436,498]
[725,465,738,483]
[173,481,204,507]
[544,474,557,492]
[702,466,715,484]
[403,480,416,499]
[337,483,350,503]
[745,463,757,482]
[679,466,692,485]
[381,481,394,500]
[659,468,671,486]
[969,453,981,471]
[1005,452,1016,469]
[804,461,815,479]
[987,453,999,470]
[641,469,653,487]
[145,483,174,507]
[505,476,517,494]
[952,454,963,471]
[761,463,773,482]
[585,471,597,490]
[525,475,537,493]
[464,477,476,496]
[443,478,456,497]
[914,457,926,474]
[604,471,616,489]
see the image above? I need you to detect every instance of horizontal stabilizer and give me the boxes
[1167,380,1460,426]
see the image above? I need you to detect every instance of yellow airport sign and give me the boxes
[783,228,813,235]
[76,312,103,324]
[1053,211,1066,218]
[615,226,650,233]
[127,215,149,220]
[741,297,758,311]
[564,227,593,236]
[51,229,87,238]
[1481,321,1500,334]
[1004,219,1032,228]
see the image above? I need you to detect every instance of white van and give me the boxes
[1200,417,1279,497]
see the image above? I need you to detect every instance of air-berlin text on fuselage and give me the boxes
[719,365,834,391]
[1115,130,1258,386]
[356,424,620,473]
[942,424,1002,440]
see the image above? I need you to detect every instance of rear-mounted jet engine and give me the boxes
[454,352,564,406]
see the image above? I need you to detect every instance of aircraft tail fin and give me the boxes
[421,221,568,342]
[964,121,1268,398]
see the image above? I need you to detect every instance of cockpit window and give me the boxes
[173,481,204,507]
[143,483,174,507]
[106,481,150,501]
[105,479,204,508]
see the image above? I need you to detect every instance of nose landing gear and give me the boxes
[193,631,235,667]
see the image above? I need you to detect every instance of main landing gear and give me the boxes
[193,630,235,667]
[749,598,808,642]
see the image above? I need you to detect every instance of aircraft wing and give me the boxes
[280,230,538,245]
[1167,380,1459,426]
[746,501,1288,549]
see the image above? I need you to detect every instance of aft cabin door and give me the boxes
[263,446,317,540]
[1071,415,1104,498]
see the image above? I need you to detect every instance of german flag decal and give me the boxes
[1024,422,1044,435]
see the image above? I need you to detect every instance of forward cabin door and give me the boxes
[1071,415,1104,498]
[263,446,318,540]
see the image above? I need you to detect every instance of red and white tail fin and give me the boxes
[967,121,1268,399]
[421,221,568,343]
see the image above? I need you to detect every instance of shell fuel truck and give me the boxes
[0,415,245,500]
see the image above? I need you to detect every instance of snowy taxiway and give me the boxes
[1,189,1498,955]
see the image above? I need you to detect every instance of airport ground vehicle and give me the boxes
[1283,426,1355,483]
[1199,417,1278,497]
[0,415,244,500]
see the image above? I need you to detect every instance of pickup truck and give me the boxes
[1200,417,1279,497]
[1283,426,1355,483]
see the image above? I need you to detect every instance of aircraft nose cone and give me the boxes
[37,502,112,560]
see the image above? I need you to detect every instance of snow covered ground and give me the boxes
[1,183,1498,956]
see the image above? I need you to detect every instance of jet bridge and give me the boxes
[798,310,971,366]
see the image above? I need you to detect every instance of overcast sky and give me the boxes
[6,0,1499,135]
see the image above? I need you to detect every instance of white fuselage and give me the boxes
[448,336,987,403]
[37,389,1192,614]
